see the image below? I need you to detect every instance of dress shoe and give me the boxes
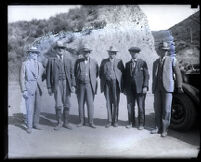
[89,123,96,128]
[105,122,112,128]
[63,123,73,130]
[77,122,84,127]
[138,125,144,130]
[54,121,63,130]
[126,124,132,129]
[161,131,168,137]
[113,122,118,127]
[26,128,32,134]
[151,128,160,134]
[33,125,42,130]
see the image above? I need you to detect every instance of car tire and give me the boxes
[170,93,196,131]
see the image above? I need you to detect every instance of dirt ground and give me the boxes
[8,81,200,159]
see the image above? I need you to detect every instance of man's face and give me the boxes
[83,51,90,59]
[29,52,38,60]
[108,51,116,59]
[56,47,65,56]
[130,51,138,59]
[158,47,167,58]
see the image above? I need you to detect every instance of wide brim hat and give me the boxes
[54,41,66,49]
[128,47,141,53]
[107,46,118,52]
[81,47,92,53]
[160,42,170,50]
[26,46,40,54]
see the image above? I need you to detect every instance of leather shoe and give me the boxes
[89,123,96,128]
[161,131,168,137]
[151,128,160,134]
[26,128,32,134]
[126,124,132,129]
[33,125,42,130]
[63,123,73,130]
[77,122,84,127]
[113,122,118,127]
[138,125,144,130]
[105,122,112,128]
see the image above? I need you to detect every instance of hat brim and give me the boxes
[161,47,170,50]
[27,50,40,53]
[129,50,140,53]
[107,50,118,52]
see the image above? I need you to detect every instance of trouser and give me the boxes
[104,79,120,123]
[25,87,41,129]
[154,88,173,132]
[77,82,95,124]
[53,80,71,123]
[126,91,146,126]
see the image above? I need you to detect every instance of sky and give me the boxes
[8,5,200,31]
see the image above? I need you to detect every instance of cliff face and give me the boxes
[9,5,158,83]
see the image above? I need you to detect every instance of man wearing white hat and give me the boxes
[20,46,44,133]
[99,46,124,128]
[151,41,183,137]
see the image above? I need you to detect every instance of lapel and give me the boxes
[28,59,38,77]
[129,60,132,76]
[155,58,160,77]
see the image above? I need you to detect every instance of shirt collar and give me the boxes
[131,58,137,62]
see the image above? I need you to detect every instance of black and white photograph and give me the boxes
[7,4,200,158]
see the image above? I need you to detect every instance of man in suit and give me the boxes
[74,47,99,128]
[99,46,124,128]
[46,41,76,130]
[20,46,45,133]
[151,41,183,137]
[123,47,149,130]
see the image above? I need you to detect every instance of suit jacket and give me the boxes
[20,59,44,95]
[99,58,124,93]
[46,55,76,92]
[152,56,183,93]
[74,57,99,95]
[124,59,149,94]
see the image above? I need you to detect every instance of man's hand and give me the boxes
[23,91,28,99]
[48,88,53,96]
[142,87,148,94]
[178,87,184,94]
[71,86,76,93]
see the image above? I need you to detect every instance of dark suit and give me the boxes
[74,57,99,124]
[152,56,182,132]
[124,59,149,126]
[100,58,124,124]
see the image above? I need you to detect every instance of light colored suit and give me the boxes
[20,59,45,129]
[152,55,183,132]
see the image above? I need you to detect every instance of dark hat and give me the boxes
[128,47,141,53]
[81,47,92,52]
[26,46,40,54]
[54,41,66,49]
[107,46,118,52]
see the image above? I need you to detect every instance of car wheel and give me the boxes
[170,93,196,131]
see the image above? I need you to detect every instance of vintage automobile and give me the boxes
[170,69,200,131]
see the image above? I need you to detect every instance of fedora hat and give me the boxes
[128,47,141,53]
[26,46,40,54]
[107,46,118,52]
[160,42,170,50]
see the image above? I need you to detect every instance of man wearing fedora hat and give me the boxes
[74,47,99,128]
[151,41,183,137]
[46,41,76,130]
[123,47,149,130]
[20,46,45,133]
[99,46,124,128]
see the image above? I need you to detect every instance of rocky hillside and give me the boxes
[152,11,200,73]
[8,5,158,86]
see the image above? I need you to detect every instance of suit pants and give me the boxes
[154,88,173,132]
[53,79,71,111]
[77,82,95,124]
[126,90,146,126]
[25,86,41,129]
[104,79,120,123]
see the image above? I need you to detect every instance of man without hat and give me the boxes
[20,46,45,133]
[46,41,76,130]
[151,41,183,137]
[123,47,149,130]
[74,47,99,128]
[99,46,124,128]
